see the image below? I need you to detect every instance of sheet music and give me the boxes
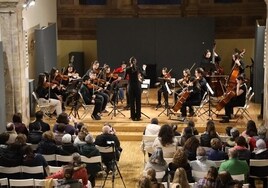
[165,82,172,95]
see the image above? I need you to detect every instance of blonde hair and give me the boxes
[172,168,190,188]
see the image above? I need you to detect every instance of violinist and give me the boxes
[156,67,171,109]
[195,67,208,98]
[63,63,80,81]
[174,68,191,103]
[35,73,62,116]
[89,71,109,113]
[179,76,202,118]
[80,76,103,120]
[220,75,247,123]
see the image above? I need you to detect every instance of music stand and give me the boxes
[198,83,217,120]
[108,80,128,119]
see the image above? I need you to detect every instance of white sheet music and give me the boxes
[165,82,172,95]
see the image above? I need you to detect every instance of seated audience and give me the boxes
[12,113,28,136]
[137,176,152,188]
[241,120,257,143]
[53,113,76,135]
[152,124,177,158]
[54,123,66,145]
[36,131,63,155]
[59,134,79,155]
[233,136,250,162]
[207,138,227,161]
[144,147,167,172]
[28,111,50,132]
[196,166,219,187]
[56,165,83,188]
[79,134,101,187]
[190,147,216,175]
[200,120,219,147]
[27,123,43,144]
[47,153,88,188]
[187,120,199,135]
[162,149,194,183]
[74,131,87,148]
[183,136,200,161]
[147,168,165,188]
[5,122,17,144]
[143,118,161,156]
[219,149,249,180]
[226,128,240,147]
[22,145,49,178]
[250,139,268,188]
[172,168,190,188]
[179,126,194,146]
[249,125,268,151]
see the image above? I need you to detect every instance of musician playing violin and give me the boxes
[179,76,202,118]
[174,68,191,103]
[220,75,247,123]
[89,71,109,113]
[80,76,104,120]
[195,67,208,98]
[156,67,171,109]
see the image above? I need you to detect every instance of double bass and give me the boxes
[215,50,245,111]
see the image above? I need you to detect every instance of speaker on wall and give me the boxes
[69,52,85,77]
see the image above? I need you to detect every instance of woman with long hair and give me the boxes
[200,120,219,147]
[196,166,219,188]
[172,168,190,188]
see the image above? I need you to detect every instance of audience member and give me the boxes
[190,147,216,175]
[187,120,199,135]
[47,153,88,188]
[241,120,257,142]
[143,118,161,156]
[171,168,190,188]
[196,166,219,188]
[27,123,43,144]
[249,125,268,151]
[217,171,237,188]
[59,134,79,155]
[183,136,200,161]
[171,124,181,136]
[219,149,249,179]
[226,128,240,147]
[79,134,101,187]
[252,139,268,159]
[162,149,194,183]
[200,120,219,147]
[179,126,194,146]
[225,126,233,137]
[5,122,18,144]
[152,124,177,158]
[36,131,62,155]
[54,123,66,145]
[53,113,76,135]
[233,136,251,162]
[137,176,152,188]
[28,111,50,132]
[207,138,227,161]
[74,132,87,149]
[147,168,165,188]
[144,147,167,172]
[12,113,28,136]
[22,145,49,178]
[56,165,83,188]
[0,132,9,149]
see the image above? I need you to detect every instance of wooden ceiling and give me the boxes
[57,0,266,40]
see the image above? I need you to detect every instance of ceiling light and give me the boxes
[23,0,35,9]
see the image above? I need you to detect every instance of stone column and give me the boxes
[0,0,28,124]
[264,0,268,123]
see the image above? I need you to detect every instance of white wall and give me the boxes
[22,0,57,30]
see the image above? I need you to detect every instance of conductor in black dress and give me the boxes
[124,57,144,121]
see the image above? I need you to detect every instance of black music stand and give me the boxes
[108,80,128,119]
[198,83,217,120]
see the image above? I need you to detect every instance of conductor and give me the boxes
[124,57,144,121]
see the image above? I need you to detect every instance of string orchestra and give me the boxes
[35,46,250,122]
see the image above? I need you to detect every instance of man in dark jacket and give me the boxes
[28,111,50,132]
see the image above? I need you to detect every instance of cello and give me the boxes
[172,89,190,112]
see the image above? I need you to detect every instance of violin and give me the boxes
[44,82,57,89]
[87,83,102,90]
[93,78,106,85]
[107,73,119,80]
[55,73,69,82]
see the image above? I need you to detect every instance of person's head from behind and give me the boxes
[158,124,174,146]
[228,148,238,159]
[56,113,70,124]
[12,113,22,123]
[42,131,55,142]
[172,167,189,185]
[56,123,66,133]
[210,138,222,151]
[257,125,267,139]
[146,168,156,182]
[183,136,200,153]
[72,152,81,167]
[0,132,9,145]
[225,126,233,136]
[150,118,158,125]
[6,122,15,131]
[149,147,166,166]
[63,165,74,180]
[206,166,218,182]
[218,171,233,186]
[206,120,217,137]
[196,146,206,157]
[187,120,195,128]
[183,126,193,139]
[230,128,240,140]
[173,149,188,165]
[235,136,247,148]
[31,123,41,132]
[137,176,152,188]
[35,111,44,121]
[246,120,257,137]
[15,134,27,145]
[102,125,111,134]
[85,134,94,144]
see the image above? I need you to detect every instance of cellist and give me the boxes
[174,68,191,103]
[220,75,247,123]
[179,76,202,118]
